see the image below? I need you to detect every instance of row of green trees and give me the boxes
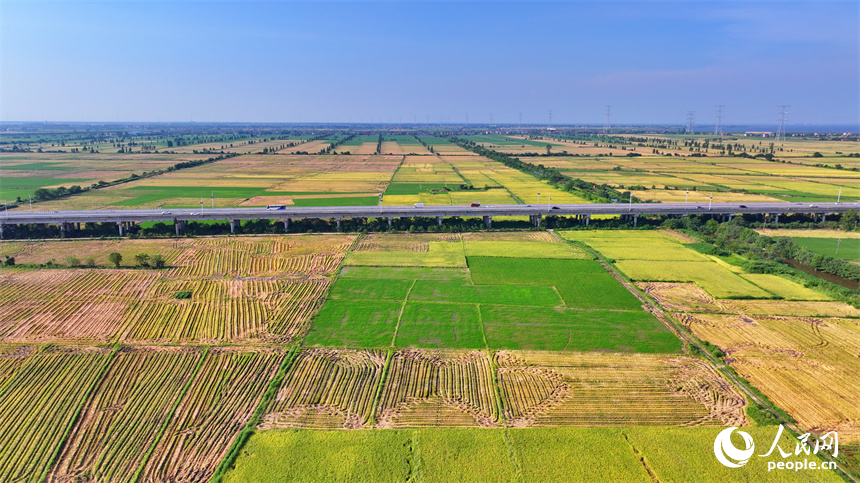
[663,210,859,282]
[447,136,638,203]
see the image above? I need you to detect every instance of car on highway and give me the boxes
[413,203,425,208]
[809,204,818,208]
[551,206,560,210]
[161,211,172,215]
[470,202,481,207]
[738,205,747,208]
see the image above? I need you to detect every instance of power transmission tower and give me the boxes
[776,105,790,142]
[714,105,724,137]
[604,105,611,132]
[686,111,695,134]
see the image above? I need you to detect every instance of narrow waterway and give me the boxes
[783,258,859,290]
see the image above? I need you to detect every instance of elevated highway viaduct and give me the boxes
[0,202,857,237]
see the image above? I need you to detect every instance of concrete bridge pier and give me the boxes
[283,218,290,232]
[774,214,780,225]
[174,220,182,236]
[0,224,4,239]
[633,214,639,227]
[821,213,826,222]
[585,214,591,227]
[530,214,542,227]
[483,215,492,228]
[230,219,239,234]
[336,218,342,230]
[436,216,443,226]
[59,222,69,238]
[388,217,393,229]
[117,222,124,236]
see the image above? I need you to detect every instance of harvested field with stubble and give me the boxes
[261,349,386,430]
[140,347,285,483]
[495,351,746,427]
[0,345,112,482]
[0,235,352,344]
[377,350,499,428]
[678,311,860,442]
[50,346,205,482]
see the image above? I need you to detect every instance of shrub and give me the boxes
[107,252,123,268]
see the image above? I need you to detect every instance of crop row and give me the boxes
[377,350,499,427]
[259,349,743,430]
[0,347,111,482]
[0,345,287,483]
[50,348,204,482]
[1,270,331,344]
[681,312,860,441]
[261,349,386,429]
[494,351,739,426]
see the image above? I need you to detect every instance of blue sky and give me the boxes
[1,1,857,125]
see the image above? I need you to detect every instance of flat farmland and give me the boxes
[50,346,205,482]
[306,231,677,352]
[417,136,476,155]
[560,230,829,300]
[0,345,112,482]
[496,351,745,426]
[28,153,399,209]
[533,141,859,202]
[223,426,841,483]
[0,235,353,344]
[0,151,209,201]
[381,152,590,206]
[678,312,860,442]
[0,226,854,482]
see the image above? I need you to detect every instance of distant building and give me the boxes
[744,131,773,137]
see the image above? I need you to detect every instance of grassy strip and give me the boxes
[132,346,210,483]
[209,346,300,483]
[369,348,395,425]
[37,344,120,483]
[406,430,424,483]
[501,429,524,483]
[390,280,417,346]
